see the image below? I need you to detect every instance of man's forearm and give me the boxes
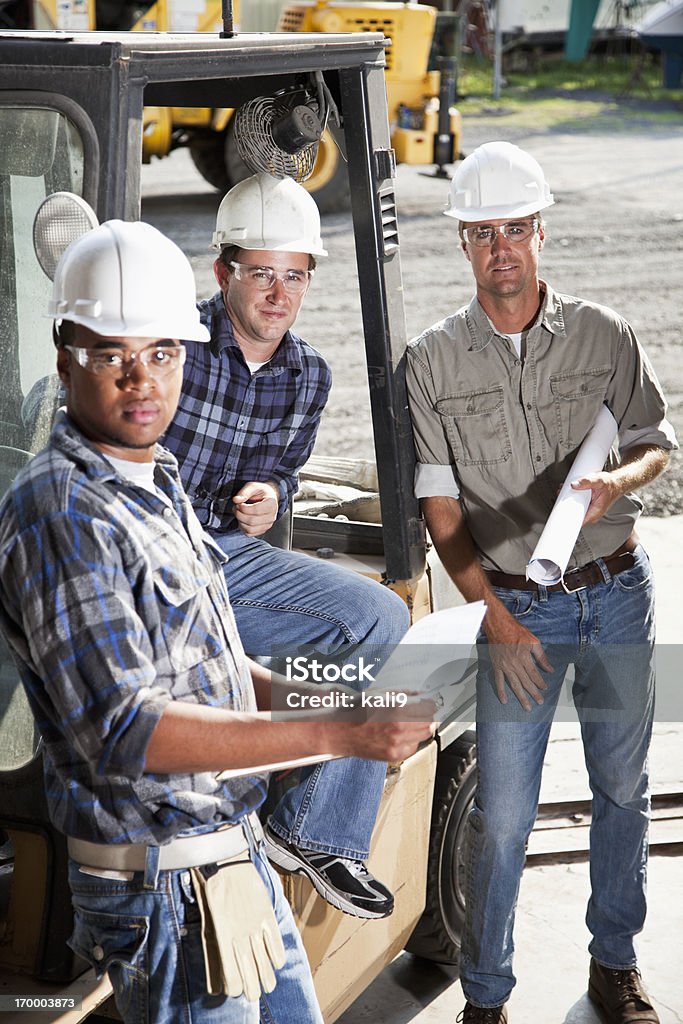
[423,497,488,597]
[613,444,670,493]
[143,699,433,774]
[422,496,512,637]
[422,495,553,706]
[144,701,337,773]
[572,444,671,524]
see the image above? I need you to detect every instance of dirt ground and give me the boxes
[141,107,683,516]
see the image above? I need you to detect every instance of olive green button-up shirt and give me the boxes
[406,283,677,574]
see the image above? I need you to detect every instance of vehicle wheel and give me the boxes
[404,730,477,964]
[224,121,350,214]
[188,131,230,192]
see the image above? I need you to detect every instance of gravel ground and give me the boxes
[141,105,683,516]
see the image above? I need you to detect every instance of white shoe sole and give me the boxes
[263,835,392,920]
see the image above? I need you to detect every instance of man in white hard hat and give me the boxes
[406,141,677,1024]
[163,172,410,920]
[0,220,434,1024]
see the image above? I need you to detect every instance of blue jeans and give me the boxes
[461,544,656,1009]
[67,822,323,1024]
[213,532,409,860]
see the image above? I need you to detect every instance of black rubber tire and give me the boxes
[188,131,230,192]
[404,730,477,964]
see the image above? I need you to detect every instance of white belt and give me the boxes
[67,812,263,872]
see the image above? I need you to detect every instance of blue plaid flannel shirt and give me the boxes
[162,293,332,532]
[0,412,268,844]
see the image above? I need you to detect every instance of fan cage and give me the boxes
[233,95,319,182]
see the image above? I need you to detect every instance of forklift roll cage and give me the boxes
[0,28,425,584]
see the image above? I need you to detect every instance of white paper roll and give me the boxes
[526,405,618,586]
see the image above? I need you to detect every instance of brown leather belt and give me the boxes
[485,534,638,594]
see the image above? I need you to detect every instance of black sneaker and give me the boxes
[263,825,394,919]
[457,1003,508,1023]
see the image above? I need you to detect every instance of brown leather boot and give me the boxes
[588,958,660,1023]
[457,1003,508,1023]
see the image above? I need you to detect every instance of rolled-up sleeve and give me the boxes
[609,321,679,452]
[414,463,461,499]
[407,341,463,499]
[619,418,678,452]
[406,342,450,465]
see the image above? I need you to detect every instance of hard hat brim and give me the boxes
[212,233,327,257]
[49,309,210,344]
[445,196,554,223]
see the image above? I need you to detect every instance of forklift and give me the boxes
[3,0,462,211]
[0,9,477,1020]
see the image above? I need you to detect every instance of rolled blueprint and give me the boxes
[526,404,618,585]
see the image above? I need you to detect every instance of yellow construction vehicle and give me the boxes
[13,0,461,210]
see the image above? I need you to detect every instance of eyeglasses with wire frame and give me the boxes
[228,261,314,294]
[63,343,187,377]
[463,219,539,248]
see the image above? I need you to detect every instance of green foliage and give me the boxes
[456,51,683,124]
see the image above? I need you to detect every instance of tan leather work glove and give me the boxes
[191,857,286,1003]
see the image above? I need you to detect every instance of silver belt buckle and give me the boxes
[561,568,587,594]
[242,811,265,847]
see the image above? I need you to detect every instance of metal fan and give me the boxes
[232,72,340,182]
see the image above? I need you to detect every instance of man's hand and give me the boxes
[146,699,436,775]
[421,495,553,712]
[232,481,279,536]
[485,605,553,711]
[327,714,436,763]
[572,444,671,526]
[571,472,620,525]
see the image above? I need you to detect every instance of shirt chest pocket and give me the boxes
[549,366,612,450]
[152,563,224,674]
[436,386,511,466]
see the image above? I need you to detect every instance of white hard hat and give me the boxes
[49,220,210,343]
[212,172,327,256]
[445,141,554,222]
